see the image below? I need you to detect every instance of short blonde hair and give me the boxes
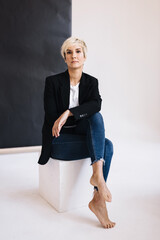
[61,37,87,59]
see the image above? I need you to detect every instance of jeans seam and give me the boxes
[88,119,97,162]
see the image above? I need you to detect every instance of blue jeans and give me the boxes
[51,113,113,191]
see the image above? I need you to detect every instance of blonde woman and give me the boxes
[38,37,115,228]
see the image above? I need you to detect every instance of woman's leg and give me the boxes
[74,113,112,202]
[86,114,115,228]
[65,113,115,228]
[83,113,111,202]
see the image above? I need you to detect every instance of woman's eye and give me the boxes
[66,51,71,54]
[76,50,81,53]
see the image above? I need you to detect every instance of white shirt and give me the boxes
[69,83,80,109]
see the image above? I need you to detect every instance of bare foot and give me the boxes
[90,174,112,202]
[88,191,115,229]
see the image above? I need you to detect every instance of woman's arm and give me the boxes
[44,76,74,138]
[69,78,102,120]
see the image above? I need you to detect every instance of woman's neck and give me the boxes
[68,68,83,86]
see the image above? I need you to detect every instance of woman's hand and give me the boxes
[52,110,72,137]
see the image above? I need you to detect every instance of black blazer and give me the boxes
[38,69,102,165]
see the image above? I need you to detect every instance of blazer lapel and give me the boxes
[79,72,86,104]
[60,70,70,111]
[60,70,86,110]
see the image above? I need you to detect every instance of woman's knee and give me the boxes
[88,112,104,128]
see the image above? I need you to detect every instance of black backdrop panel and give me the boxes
[0,0,71,148]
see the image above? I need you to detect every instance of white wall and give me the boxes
[72,0,160,142]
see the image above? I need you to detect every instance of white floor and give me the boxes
[0,140,160,240]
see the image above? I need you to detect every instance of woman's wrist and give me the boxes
[67,110,73,116]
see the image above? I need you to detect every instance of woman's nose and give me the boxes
[72,51,76,58]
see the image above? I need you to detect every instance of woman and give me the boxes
[38,37,115,228]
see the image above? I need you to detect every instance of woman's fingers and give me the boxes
[52,120,62,137]
[52,126,59,137]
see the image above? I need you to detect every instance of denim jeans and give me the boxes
[51,112,113,191]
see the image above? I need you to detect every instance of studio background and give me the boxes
[72,0,160,143]
[0,0,71,148]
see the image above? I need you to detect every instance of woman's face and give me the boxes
[64,44,86,70]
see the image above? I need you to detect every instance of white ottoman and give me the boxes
[39,158,93,212]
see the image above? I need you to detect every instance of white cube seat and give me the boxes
[39,157,93,212]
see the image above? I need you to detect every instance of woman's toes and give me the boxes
[111,222,115,228]
[104,222,115,229]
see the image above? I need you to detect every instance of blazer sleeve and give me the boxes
[69,78,102,120]
[43,77,59,127]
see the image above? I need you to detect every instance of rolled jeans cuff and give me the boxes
[90,158,105,166]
